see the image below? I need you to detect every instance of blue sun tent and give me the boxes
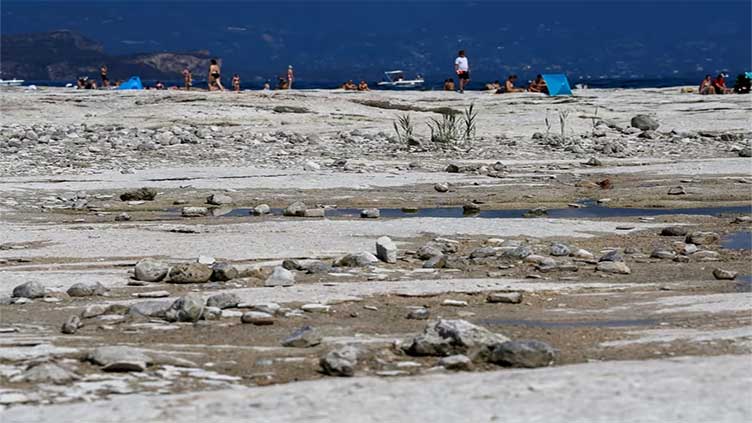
[117,76,143,90]
[542,74,572,96]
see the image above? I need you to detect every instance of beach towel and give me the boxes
[118,76,143,90]
[542,74,573,96]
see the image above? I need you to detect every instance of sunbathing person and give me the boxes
[699,75,716,95]
[262,81,271,90]
[342,80,357,90]
[443,78,455,91]
[497,75,525,93]
[528,74,548,94]
[232,74,240,92]
[278,77,289,90]
[154,81,165,90]
[357,80,369,91]
[713,74,731,94]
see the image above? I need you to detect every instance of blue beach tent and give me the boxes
[118,76,143,90]
[542,74,572,96]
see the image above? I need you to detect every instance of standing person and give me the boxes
[232,74,240,92]
[100,65,109,88]
[287,65,294,89]
[454,50,470,93]
[208,59,224,91]
[182,67,193,90]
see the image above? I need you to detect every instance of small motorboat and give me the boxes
[377,70,423,89]
[0,78,24,87]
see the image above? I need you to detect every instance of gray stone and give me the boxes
[210,262,239,281]
[470,247,497,259]
[61,315,81,334]
[713,268,738,280]
[661,226,689,237]
[206,193,233,205]
[650,249,676,260]
[630,115,659,131]
[692,250,721,261]
[241,311,275,325]
[128,300,172,318]
[88,346,151,372]
[667,186,686,195]
[596,261,631,274]
[550,243,571,257]
[599,250,624,262]
[434,182,449,193]
[571,248,595,261]
[282,259,303,270]
[686,231,720,245]
[281,325,322,348]
[406,308,430,320]
[404,319,509,357]
[416,243,443,260]
[376,236,397,263]
[320,345,359,377]
[21,363,78,384]
[119,187,157,201]
[361,208,380,218]
[739,147,752,158]
[335,252,379,267]
[168,262,212,284]
[463,203,481,214]
[445,164,461,173]
[304,208,326,218]
[265,266,295,287]
[66,282,108,297]
[487,292,523,304]
[439,354,473,371]
[501,246,532,260]
[134,258,170,282]
[181,207,209,217]
[11,281,46,299]
[164,294,205,323]
[115,213,131,222]
[303,261,332,274]
[252,204,271,215]
[283,201,307,217]
[206,292,241,309]
[487,340,558,368]
[81,304,107,318]
[423,254,447,269]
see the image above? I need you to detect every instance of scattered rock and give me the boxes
[596,261,631,274]
[661,226,689,237]
[406,308,430,320]
[462,203,481,214]
[434,182,449,192]
[61,315,81,334]
[445,164,461,173]
[630,115,659,131]
[134,290,170,298]
[416,243,443,260]
[487,340,558,368]
[550,243,571,257]
[210,262,239,281]
[404,319,509,357]
[361,208,380,218]
[164,294,205,323]
[438,354,473,371]
[599,250,624,262]
[66,282,108,297]
[335,252,379,267]
[252,204,271,215]
[739,147,752,158]
[442,299,468,307]
[241,311,275,325]
[119,187,156,201]
[487,292,523,304]
[304,208,326,217]
[21,363,78,384]
[11,281,46,299]
[667,186,686,195]
[713,268,738,280]
[283,201,307,217]
[523,207,548,218]
[571,248,595,261]
[650,249,676,260]
[134,258,170,282]
[128,300,172,318]
[686,231,720,245]
[82,304,107,318]
[470,247,497,259]
[181,206,209,217]
[115,213,131,222]
[320,345,359,377]
[692,250,721,261]
[423,254,447,269]
[206,193,233,205]
[206,292,241,309]
[376,236,397,263]
[168,262,212,284]
[88,346,150,372]
[281,326,322,348]
[265,266,295,287]
[584,157,603,166]
[301,303,331,313]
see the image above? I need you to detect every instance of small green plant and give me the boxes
[393,113,414,143]
[427,112,460,144]
[462,103,478,140]
[558,110,570,138]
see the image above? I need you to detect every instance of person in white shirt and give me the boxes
[454,50,470,93]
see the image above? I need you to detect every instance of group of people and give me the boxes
[697,73,750,95]
[180,60,292,92]
[341,80,369,91]
[448,50,549,94]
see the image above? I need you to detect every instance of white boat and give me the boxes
[0,79,24,87]
[377,70,423,88]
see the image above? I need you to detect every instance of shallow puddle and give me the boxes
[735,275,752,292]
[476,318,660,328]
[721,231,752,250]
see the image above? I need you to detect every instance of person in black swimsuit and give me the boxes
[208,59,224,91]
[100,65,109,88]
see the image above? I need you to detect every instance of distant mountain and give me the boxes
[0,30,212,81]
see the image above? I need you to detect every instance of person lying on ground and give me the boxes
[528,74,548,94]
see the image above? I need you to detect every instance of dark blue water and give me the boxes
[202,204,752,219]
[721,231,752,250]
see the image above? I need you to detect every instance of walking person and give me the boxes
[454,50,470,93]
[182,67,193,90]
[208,59,224,91]
[287,65,294,89]
[100,65,109,88]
